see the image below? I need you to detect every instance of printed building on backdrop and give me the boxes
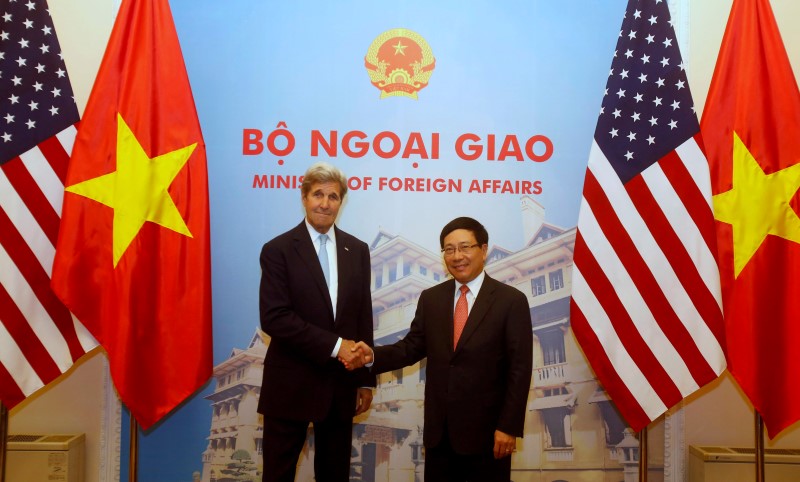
[200,196,664,482]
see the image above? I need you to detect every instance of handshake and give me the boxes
[337,340,374,370]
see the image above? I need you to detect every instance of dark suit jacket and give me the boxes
[258,221,375,421]
[372,275,532,454]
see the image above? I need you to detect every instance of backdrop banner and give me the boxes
[131,1,673,481]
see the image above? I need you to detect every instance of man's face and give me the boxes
[302,181,342,233]
[442,228,487,284]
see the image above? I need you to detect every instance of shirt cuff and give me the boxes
[331,337,342,358]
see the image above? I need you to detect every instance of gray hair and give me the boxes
[301,162,348,198]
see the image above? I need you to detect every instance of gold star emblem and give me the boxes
[393,40,407,56]
[66,113,197,267]
[713,131,800,277]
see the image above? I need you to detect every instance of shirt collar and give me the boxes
[456,270,485,297]
[305,220,337,246]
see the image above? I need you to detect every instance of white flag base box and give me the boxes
[689,445,800,482]
[7,433,85,482]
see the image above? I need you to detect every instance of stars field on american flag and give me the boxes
[597,0,698,184]
[1,0,79,161]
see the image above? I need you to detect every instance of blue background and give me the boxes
[123,1,627,480]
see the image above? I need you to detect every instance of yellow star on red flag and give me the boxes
[65,113,196,267]
[712,132,800,277]
[701,0,800,440]
[51,0,212,430]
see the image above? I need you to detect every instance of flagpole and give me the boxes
[638,426,648,482]
[755,412,765,482]
[129,413,138,482]
[0,402,8,482]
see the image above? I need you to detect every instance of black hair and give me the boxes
[439,217,489,248]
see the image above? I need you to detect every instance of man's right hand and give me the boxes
[338,340,373,370]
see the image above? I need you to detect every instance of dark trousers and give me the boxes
[424,425,512,482]
[262,414,353,482]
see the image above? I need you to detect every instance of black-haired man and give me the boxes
[350,217,533,481]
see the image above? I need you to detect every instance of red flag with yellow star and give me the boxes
[51,0,211,429]
[701,0,800,438]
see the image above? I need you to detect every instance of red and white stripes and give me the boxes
[571,136,725,430]
[0,124,97,407]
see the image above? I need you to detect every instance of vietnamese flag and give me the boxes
[701,0,800,438]
[51,0,212,429]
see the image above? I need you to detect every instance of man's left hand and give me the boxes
[355,388,373,416]
[493,430,517,459]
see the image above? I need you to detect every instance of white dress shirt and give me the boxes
[453,270,485,314]
[305,221,342,358]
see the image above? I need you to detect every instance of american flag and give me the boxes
[569,0,727,431]
[0,0,96,408]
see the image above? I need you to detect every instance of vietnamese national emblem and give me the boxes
[365,28,435,99]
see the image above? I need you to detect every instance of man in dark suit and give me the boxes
[258,162,375,482]
[348,217,533,481]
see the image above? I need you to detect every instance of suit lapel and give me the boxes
[453,275,496,354]
[333,226,349,322]
[292,222,334,316]
[436,280,457,353]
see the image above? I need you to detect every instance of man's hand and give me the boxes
[493,430,517,459]
[353,341,373,364]
[339,341,373,370]
[337,339,365,369]
[355,388,373,416]
[339,340,374,370]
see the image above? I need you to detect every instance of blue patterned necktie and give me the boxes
[318,234,330,287]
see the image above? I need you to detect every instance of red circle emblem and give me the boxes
[365,28,436,99]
